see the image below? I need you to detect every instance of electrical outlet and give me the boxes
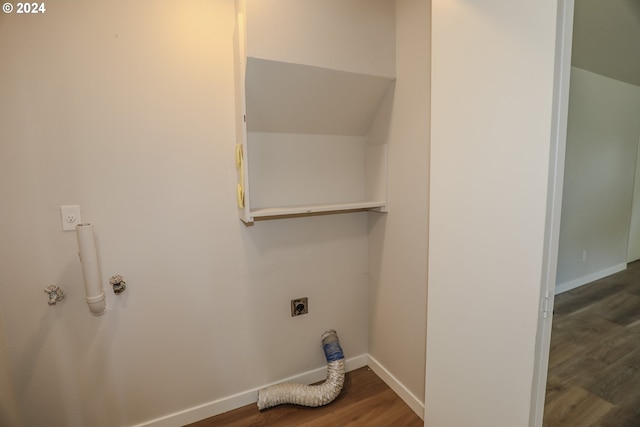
[60,205,82,231]
[291,297,308,316]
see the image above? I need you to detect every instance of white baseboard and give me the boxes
[133,354,369,427]
[555,263,627,294]
[368,355,425,420]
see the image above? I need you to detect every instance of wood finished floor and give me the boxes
[544,261,640,427]
[187,263,640,427]
[186,366,423,427]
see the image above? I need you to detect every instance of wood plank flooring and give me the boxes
[186,366,423,427]
[544,261,640,426]
[187,261,640,427]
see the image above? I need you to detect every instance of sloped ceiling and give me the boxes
[572,0,640,87]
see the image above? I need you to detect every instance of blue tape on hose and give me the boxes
[323,341,344,362]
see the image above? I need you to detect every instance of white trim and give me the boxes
[132,354,369,427]
[529,1,575,425]
[368,355,425,420]
[555,263,627,295]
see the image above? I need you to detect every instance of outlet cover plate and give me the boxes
[60,205,82,231]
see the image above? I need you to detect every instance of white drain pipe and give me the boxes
[257,329,345,410]
[76,223,106,315]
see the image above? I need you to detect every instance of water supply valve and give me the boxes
[44,284,65,305]
[109,275,127,294]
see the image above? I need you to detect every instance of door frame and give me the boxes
[529,1,574,425]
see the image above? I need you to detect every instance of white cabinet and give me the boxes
[233,0,395,224]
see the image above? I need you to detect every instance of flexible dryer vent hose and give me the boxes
[257,329,345,410]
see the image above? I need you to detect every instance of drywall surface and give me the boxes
[557,67,640,288]
[0,315,21,426]
[628,129,640,262]
[428,1,558,426]
[244,0,395,78]
[367,0,429,414]
[571,0,640,87]
[0,2,369,425]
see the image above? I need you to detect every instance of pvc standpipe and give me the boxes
[257,330,345,410]
[76,224,106,315]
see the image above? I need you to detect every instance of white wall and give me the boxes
[427,1,558,426]
[556,67,640,291]
[628,128,640,262]
[368,0,429,416]
[244,0,395,77]
[0,2,370,425]
[0,315,21,426]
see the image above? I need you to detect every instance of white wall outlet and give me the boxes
[60,205,82,231]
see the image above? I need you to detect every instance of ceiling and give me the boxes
[571,0,640,87]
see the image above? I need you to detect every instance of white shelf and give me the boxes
[250,201,387,220]
[245,58,394,136]
[233,3,393,225]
